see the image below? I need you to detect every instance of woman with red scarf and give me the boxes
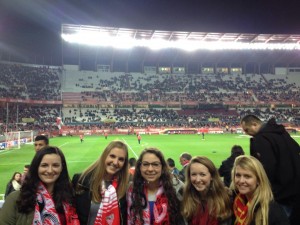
[231,155,289,225]
[127,148,185,225]
[0,146,79,225]
[72,140,129,225]
[181,156,232,225]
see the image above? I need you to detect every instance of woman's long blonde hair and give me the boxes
[231,155,273,225]
[79,140,129,202]
[181,156,232,222]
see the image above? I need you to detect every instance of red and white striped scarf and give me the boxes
[94,179,120,225]
[33,182,80,225]
[127,184,170,225]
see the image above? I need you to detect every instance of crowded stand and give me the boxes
[0,63,61,100]
[63,72,300,105]
[0,62,300,134]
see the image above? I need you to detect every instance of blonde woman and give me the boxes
[181,156,232,225]
[231,155,289,225]
[72,140,129,225]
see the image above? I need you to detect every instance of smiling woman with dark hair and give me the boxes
[127,147,185,225]
[0,146,79,225]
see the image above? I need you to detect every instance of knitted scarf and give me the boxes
[33,182,79,225]
[11,180,21,191]
[127,184,170,225]
[233,194,250,225]
[94,179,120,225]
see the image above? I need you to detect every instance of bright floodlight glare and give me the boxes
[61,29,300,51]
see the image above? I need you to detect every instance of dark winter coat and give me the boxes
[219,157,235,187]
[249,118,300,206]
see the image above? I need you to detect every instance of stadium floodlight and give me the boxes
[61,24,300,51]
[146,39,172,50]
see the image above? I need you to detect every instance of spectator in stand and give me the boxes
[5,172,22,198]
[21,164,30,184]
[34,135,49,152]
[231,155,289,225]
[241,115,300,225]
[167,158,184,201]
[178,152,192,182]
[167,158,180,177]
[128,157,136,181]
[219,145,245,187]
[181,156,232,225]
[127,148,185,225]
[0,146,79,224]
[72,140,129,225]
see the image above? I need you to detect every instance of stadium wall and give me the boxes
[57,126,299,136]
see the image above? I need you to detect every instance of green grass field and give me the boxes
[1,133,300,195]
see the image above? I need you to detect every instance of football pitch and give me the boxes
[1,133,299,195]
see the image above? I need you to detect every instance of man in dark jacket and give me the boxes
[241,115,300,225]
[219,145,244,187]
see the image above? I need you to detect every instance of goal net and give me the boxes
[4,130,34,150]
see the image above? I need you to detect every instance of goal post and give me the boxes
[4,130,34,150]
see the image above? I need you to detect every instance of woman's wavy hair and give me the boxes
[182,156,232,222]
[231,155,273,225]
[129,147,182,225]
[17,146,73,213]
[10,172,22,183]
[78,140,129,202]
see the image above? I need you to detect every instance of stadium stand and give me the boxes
[1,60,300,135]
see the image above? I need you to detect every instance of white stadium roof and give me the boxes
[62,24,300,49]
[61,24,300,67]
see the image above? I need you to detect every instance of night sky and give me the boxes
[0,0,299,60]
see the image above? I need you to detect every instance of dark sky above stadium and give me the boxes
[0,0,299,60]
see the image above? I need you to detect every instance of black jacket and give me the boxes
[219,157,235,187]
[4,182,16,198]
[72,173,127,225]
[242,201,289,225]
[250,118,300,205]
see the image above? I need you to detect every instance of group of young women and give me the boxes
[0,140,290,225]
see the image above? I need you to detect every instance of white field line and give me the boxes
[0,142,69,157]
[59,142,69,148]
[0,150,12,155]
[291,135,300,138]
[122,138,138,159]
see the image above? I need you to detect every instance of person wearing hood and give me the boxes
[241,114,300,225]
